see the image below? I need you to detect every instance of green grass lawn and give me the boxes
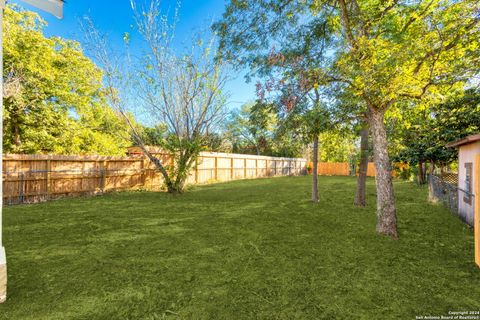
[0,176,479,319]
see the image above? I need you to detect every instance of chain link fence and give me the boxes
[429,173,475,226]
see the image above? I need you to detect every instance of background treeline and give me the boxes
[3,5,480,171]
[4,6,131,155]
[3,5,357,161]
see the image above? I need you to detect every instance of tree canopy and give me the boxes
[215,0,480,238]
[81,0,229,193]
[4,6,131,155]
[224,102,299,157]
[394,89,480,166]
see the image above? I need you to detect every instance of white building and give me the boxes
[446,134,480,225]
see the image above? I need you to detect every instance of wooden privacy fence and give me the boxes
[309,162,377,177]
[316,162,350,176]
[2,152,308,204]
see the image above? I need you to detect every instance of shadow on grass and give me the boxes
[0,176,478,320]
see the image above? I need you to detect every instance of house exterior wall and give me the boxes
[458,141,480,226]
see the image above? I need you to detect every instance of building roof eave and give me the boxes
[446,134,480,148]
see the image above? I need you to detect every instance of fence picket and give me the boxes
[2,152,307,204]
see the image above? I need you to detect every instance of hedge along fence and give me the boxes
[308,162,377,177]
[2,151,308,205]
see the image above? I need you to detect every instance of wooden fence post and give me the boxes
[231,158,234,180]
[140,158,146,188]
[81,160,85,192]
[244,158,247,178]
[101,160,107,192]
[475,155,480,267]
[46,159,51,198]
[195,158,199,184]
[214,157,218,181]
[19,173,25,204]
[255,159,258,177]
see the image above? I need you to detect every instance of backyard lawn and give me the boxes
[0,176,479,319]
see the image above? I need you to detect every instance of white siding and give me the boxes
[458,141,480,225]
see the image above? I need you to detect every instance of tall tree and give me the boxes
[83,0,228,193]
[331,88,370,206]
[269,86,332,203]
[227,101,278,155]
[4,6,130,155]
[300,99,331,203]
[215,0,480,238]
[355,120,370,206]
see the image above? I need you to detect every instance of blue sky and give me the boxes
[11,0,255,118]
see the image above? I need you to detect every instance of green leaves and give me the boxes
[392,89,480,164]
[123,32,131,44]
[3,6,131,155]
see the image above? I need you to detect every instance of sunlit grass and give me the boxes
[0,176,478,319]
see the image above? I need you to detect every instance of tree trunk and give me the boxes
[354,123,369,206]
[171,151,197,194]
[137,144,180,193]
[369,108,398,238]
[13,124,21,148]
[428,160,435,202]
[418,161,425,185]
[312,136,319,203]
[422,162,427,183]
